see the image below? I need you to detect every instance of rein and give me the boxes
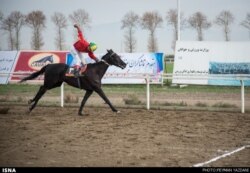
[101,59,110,66]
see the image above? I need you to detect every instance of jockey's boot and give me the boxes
[73,66,81,78]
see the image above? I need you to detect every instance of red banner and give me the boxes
[11,51,67,81]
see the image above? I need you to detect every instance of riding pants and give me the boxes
[70,46,86,67]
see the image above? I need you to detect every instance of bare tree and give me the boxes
[26,11,46,50]
[0,11,4,50]
[0,11,3,21]
[69,9,91,33]
[1,16,15,50]
[121,11,139,53]
[8,11,26,50]
[188,12,211,41]
[51,12,67,50]
[141,11,163,52]
[166,9,186,50]
[215,10,234,41]
[241,13,250,39]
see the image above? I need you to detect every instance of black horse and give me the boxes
[20,49,127,115]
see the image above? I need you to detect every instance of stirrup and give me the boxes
[73,68,81,77]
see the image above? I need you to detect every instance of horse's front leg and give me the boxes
[94,87,119,113]
[78,90,93,116]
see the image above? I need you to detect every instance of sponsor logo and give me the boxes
[28,53,60,70]
[2,168,16,173]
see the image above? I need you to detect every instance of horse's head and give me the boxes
[102,49,127,69]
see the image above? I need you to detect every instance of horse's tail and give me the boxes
[19,65,47,83]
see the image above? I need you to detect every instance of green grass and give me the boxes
[164,62,173,85]
[165,62,174,74]
[0,84,61,96]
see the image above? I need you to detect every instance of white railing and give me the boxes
[1,72,249,113]
[162,73,249,113]
[101,73,250,113]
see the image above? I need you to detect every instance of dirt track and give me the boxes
[0,105,249,167]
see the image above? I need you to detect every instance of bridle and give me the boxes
[101,52,116,66]
[110,52,115,57]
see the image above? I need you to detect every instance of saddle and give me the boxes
[65,65,87,77]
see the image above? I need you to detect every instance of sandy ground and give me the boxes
[0,105,249,167]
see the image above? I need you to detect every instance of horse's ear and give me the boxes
[107,49,111,53]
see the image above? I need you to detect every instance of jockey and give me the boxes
[70,24,99,77]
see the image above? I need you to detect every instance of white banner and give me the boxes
[67,52,164,84]
[0,51,18,84]
[173,41,250,86]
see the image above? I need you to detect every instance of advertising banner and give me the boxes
[173,41,250,86]
[11,51,67,82]
[66,52,164,84]
[0,51,18,84]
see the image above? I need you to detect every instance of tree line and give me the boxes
[0,9,250,52]
[0,9,90,51]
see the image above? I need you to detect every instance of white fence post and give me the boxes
[241,80,245,113]
[61,82,64,107]
[146,75,150,110]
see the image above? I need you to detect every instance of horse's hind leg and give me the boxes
[78,90,93,116]
[29,86,47,112]
[28,86,43,105]
[28,86,44,104]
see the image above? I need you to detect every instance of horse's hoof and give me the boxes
[116,110,121,114]
[28,105,34,113]
[78,112,83,116]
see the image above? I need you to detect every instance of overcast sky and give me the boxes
[0,0,250,54]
